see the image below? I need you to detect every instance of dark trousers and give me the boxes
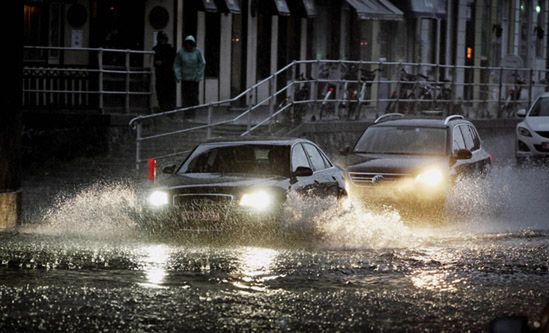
[155,74,175,112]
[181,81,199,117]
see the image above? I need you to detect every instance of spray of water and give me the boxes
[20,164,548,247]
[22,181,140,239]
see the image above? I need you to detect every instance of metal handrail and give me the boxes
[130,59,549,170]
[24,45,154,54]
[24,45,154,113]
[129,60,298,128]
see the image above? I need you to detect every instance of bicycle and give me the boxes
[316,62,339,120]
[347,67,383,120]
[415,74,453,115]
[385,68,423,115]
[498,72,525,118]
[274,73,311,126]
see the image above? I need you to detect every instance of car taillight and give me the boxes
[488,153,493,163]
[148,159,156,182]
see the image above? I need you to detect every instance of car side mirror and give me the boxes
[454,149,472,160]
[293,166,313,177]
[516,109,526,117]
[162,165,177,174]
[339,146,352,156]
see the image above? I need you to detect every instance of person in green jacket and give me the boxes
[173,35,205,117]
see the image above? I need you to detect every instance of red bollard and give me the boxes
[147,159,156,182]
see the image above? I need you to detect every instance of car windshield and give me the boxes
[353,126,447,155]
[178,144,290,177]
[529,97,549,116]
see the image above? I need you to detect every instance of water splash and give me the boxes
[18,164,548,247]
[22,181,140,239]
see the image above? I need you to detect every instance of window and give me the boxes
[302,144,326,171]
[319,150,333,168]
[205,12,220,77]
[459,125,475,151]
[291,144,310,172]
[468,126,481,151]
[452,127,466,154]
[181,144,289,176]
[530,98,549,116]
[353,126,447,155]
[256,14,272,80]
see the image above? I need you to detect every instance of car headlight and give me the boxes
[416,168,444,188]
[517,126,532,137]
[239,190,273,212]
[147,190,169,207]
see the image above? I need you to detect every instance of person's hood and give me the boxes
[184,35,196,46]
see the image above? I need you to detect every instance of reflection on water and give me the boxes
[411,271,463,292]
[233,247,280,291]
[139,244,171,288]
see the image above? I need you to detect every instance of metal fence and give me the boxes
[128,59,548,170]
[23,46,154,113]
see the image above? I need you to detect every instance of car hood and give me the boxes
[523,117,549,131]
[158,173,286,190]
[345,153,448,175]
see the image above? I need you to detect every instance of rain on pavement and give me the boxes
[1,131,548,332]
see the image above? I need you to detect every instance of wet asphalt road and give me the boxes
[1,131,548,332]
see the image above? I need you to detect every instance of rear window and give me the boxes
[353,126,447,155]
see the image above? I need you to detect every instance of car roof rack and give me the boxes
[374,113,404,124]
[443,115,465,125]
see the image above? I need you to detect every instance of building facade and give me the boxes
[23,0,549,112]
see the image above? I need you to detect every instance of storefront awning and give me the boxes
[397,0,447,19]
[273,0,290,16]
[302,0,317,17]
[214,0,241,14]
[287,0,317,18]
[200,0,217,12]
[346,0,403,21]
[253,0,290,16]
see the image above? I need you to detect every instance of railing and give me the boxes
[129,59,549,170]
[23,46,154,113]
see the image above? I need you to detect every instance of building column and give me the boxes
[454,0,468,100]
[175,0,183,107]
[219,14,232,101]
[246,2,257,92]
[271,16,279,75]
[510,0,521,56]
[197,12,206,104]
[299,18,307,74]
[0,0,22,231]
[473,0,484,113]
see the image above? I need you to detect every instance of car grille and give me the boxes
[348,172,409,186]
[173,194,234,208]
[534,144,549,153]
[536,131,549,139]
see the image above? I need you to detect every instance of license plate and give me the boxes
[182,210,221,222]
[543,142,549,150]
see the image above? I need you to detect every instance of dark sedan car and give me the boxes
[142,137,346,229]
[342,114,492,216]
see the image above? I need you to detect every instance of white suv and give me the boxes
[516,92,549,163]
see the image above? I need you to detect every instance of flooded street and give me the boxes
[2,162,549,332]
